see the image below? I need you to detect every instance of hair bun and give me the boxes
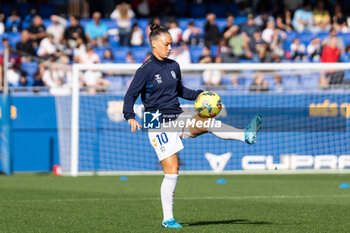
[150,23,160,32]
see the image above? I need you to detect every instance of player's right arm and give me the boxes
[123,68,148,133]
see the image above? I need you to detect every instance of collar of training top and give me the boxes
[151,53,168,65]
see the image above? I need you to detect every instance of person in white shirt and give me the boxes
[46,15,67,44]
[168,21,182,45]
[168,43,191,66]
[110,2,135,46]
[129,23,144,46]
[182,22,202,45]
[78,45,100,64]
[37,34,57,58]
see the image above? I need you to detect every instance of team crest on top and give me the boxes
[171,70,176,79]
[155,74,162,84]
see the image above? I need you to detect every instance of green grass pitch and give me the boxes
[0,173,350,233]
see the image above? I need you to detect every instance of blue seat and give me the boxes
[131,46,150,63]
[182,76,202,88]
[189,45,203,63]
[301,74,319,88]
[80,19,92,28]
[42,19,53,29]
[210,45,218,57]
[338,33,350,46]
[190,3,207,18]
[7,32,22,47]
[282,75,299,88]
[194,19,206,34]
[21,62,38,77]
[94,47,106,60]
[38,3,55,19]
[208,3,227,18]
[101,19,117,29]
[298,32,316,45]
[216,18,227,33]
[228,3,240,16]
[105,75,124,91]
[137,19,149,32]
[234,16,247,25]
[178,18,191,31]
[112,47,129,63]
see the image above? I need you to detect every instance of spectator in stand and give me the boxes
[307,37,322,62]
[292,2,313,32]
[72,36,87,63]
[102,48,114,63]
[126,51,136,63]
[341,45,350,62]
[274,74,283,92]
[198,46,214,63]
[217,38,236,63]
[240,13,258,38]
[64,15,86,49]
[85,12,108,47]
[224,25,248,62]
[182,22,202,46]
[249,72,269,92]
[22,8,37,29]
[146,17,161,39]
[5,8,21,32]
[321,37,343,85]
[37,34,58,59]
[33,69,45,87]
[246,29,264,62]
[0,13,5,35]
[332,3,349,33]
[262,21,286,61]
[222,13,235,35]
[129,23,144,46]
[254,12,274,31]
[110,2,135,47]
[276,6,293,32]
[47,15,67,45]
[82,70,110,94]
[15,30,36,62]
[78,45,100,64]
[168,43,191,66]
[27,15,46,44]
[259,43,276,62]
[168,21,182,45]
[290,38,307,61]
[322,27,345,54]
[311,0,331,33]
[202,56,223,86]
[204,13,221,47]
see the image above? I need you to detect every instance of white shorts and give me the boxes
[147,112,195,161]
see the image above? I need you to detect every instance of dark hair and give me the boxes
[149,23,169,42]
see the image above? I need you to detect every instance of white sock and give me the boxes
[208,122,245,141]
[161,174,178,221]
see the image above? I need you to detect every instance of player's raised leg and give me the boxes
[160,154,183,228]
[183,113,262,145]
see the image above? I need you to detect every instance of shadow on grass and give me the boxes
[183,219,272,226]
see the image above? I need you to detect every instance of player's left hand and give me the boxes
[128,119,141,133]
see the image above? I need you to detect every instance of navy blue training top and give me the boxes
[123,54,202,121]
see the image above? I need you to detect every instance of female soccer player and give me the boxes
[123,24,261,228]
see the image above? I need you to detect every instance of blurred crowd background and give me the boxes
[0,0,350,94]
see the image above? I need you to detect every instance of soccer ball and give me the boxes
[195,91,222,118]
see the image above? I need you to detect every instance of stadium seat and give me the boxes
[38,3,55,19]
[189,46,203,63]
[298,32,316,45]
[194,19,206,34]
[234,16,247,25]
[112,47,129,63]
[42,19,53,29]
[210,45,218,57]
[104,75,124,91]
[300,74,319,88]
[137,19,149,32]
[209,3,227,18]
[182,76,202,88]
[190,3,207,18]
[216,18,227,33]
[94,47,106,60]
[108,35,119,47]
[228,2,240,16]
[282,75,299,88]
[101,19,117,30]
[338,33,350,46]
[178,18,191,31]
[79,19,92,28]
[7,32,22,47]
[21,62,38,78]
[131,46,150,63]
